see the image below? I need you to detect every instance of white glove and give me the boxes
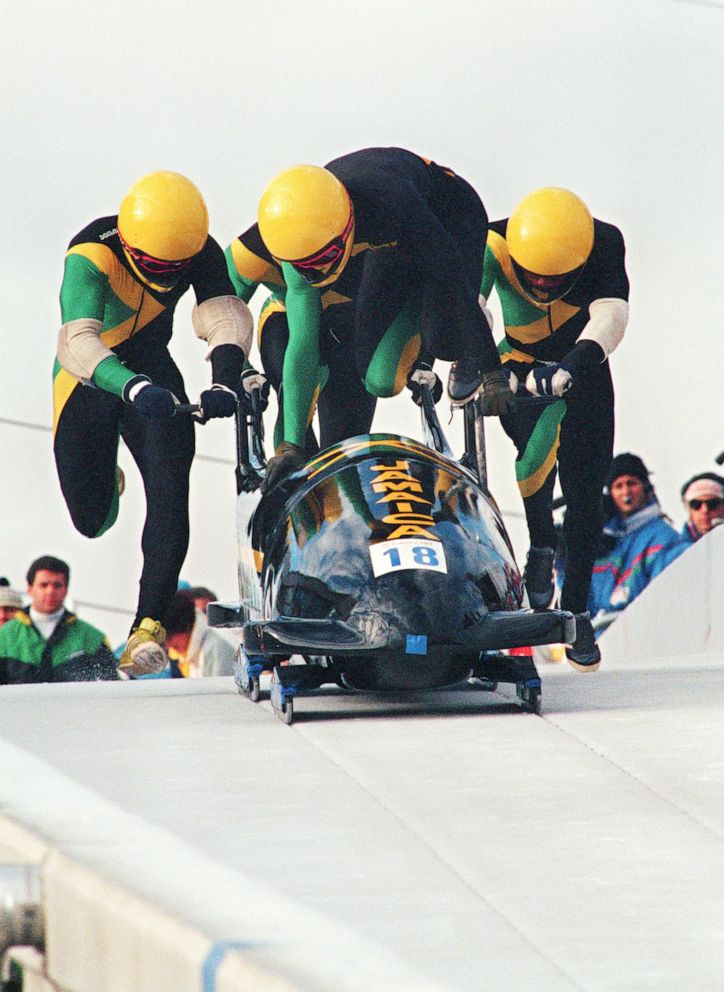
[241,371,268,394]
[525,364,573,397]
[409,368,438,390]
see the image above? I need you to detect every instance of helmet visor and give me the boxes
[291,206,355,286]
[119,230,194,289]
[512,259,584,304]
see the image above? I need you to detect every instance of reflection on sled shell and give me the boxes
[241,433,558,692]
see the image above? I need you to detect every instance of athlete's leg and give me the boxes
[422,171,492,364]
[119,352,195,628]
[362,293,423,399]
[53,375,123,538]
[353,252,421,389]
[557,372,615,614]
[500,395,567,551]
[317,341,377,448]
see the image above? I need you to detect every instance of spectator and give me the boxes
[677,473,724,546]
[162,591,236,677]
[0,556,118,683]
[0,583,23,627]
[588,454,680,628]
[187,586,217,615]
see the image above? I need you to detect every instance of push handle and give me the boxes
[235,388,266,494]
[419,384,454,458]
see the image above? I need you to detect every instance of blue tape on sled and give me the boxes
[406,634,428,655]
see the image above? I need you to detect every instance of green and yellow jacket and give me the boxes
[482,218,629,369]
[0,609,118,684]
[54,216,237,432]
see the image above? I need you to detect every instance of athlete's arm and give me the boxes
[577,223,630,359]
[533,224,630,390]
[279,263,323,448]
[57,250,137,396]
[191,237,252,391]
[225,235,284,303]
[480,241,498,301]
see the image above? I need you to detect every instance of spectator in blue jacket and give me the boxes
[588,453,680,626]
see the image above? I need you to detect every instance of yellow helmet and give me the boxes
[258,165,355,286]
[506,188,594,303]
[118,171,209,290]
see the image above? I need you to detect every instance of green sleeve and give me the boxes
[480,243,498,300]
[280,263,323,448]
[60,253,109,322]
[91,355,136,397]
[224,244,258,303]
[61,254,135,397]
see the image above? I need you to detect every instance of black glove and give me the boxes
[198,385,238,423]
[127,379,177,419]
[261,441,306,494]
[240,367,271,413]
[480,369,515,417]
[406,363,443,406]
[525,340,605,397]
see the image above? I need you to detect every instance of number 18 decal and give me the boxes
[369,538,447,577]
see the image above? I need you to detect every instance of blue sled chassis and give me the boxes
[208,388,575,723]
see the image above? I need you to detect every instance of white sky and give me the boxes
[1,0,722,644]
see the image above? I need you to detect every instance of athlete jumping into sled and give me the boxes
[248,147,514,490]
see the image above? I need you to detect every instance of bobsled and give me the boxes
[208,388,575,723]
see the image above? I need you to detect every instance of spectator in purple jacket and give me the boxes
[677,474,724,545]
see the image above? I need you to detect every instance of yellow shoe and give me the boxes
[119,618,167,676]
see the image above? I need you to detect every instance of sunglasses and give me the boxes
[688,498,723,510]
[292,206,355,284]
[118,230,194,277]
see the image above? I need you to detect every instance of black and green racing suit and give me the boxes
[226,223,376,452]
[229,147,500,451]
[54,216,246,630]
[482,217,629,614]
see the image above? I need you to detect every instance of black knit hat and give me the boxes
[605,453,651,490]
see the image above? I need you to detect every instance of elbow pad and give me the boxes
[579,298,629,358]
[57,318,112,382]
[192,295,253,360]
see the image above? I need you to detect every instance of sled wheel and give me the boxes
[518,686,541,714]
[248,676,261,703]
[278,696,294,725]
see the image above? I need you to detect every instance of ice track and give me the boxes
[0,529,721,991]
